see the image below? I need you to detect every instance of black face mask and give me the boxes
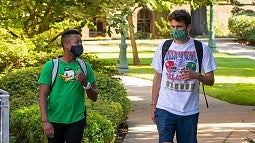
[70,44,83,57]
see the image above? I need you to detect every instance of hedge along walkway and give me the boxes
[122,38,255,143]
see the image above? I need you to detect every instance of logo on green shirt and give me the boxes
[60,68,76,82]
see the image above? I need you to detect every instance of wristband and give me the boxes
[42,120,48,123]
[83,82,91,90]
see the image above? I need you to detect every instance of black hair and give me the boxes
[168,9,191,26]
[61,29,82,46]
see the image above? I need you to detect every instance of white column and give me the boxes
[0,89,10,143]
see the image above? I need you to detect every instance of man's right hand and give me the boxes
[43,121,55,138]
[151,104,156,124]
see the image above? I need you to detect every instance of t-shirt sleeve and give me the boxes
[38,60,53,86]
[201,43,218,73]
[151,41,164,73]
[85,62,96,84]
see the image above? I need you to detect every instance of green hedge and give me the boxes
[81,54,117,76]
[0,27,117,75]
[228,12,255,43]
[84,110,116,143]
[10,105,116,143]
[86,99,123,128]
[0,67,40,111]
[10,106,46,143]
[243,26,255,43]
[96,75,131,123]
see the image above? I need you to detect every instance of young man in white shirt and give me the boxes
[151,9,217,143]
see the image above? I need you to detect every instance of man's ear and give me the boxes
[62,42,70,51]
[187,24,192,32]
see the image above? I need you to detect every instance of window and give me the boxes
[89,18,105,37]
[137,8,151,33]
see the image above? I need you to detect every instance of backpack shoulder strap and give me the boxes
[194,39,209,108]
[194,39,203,73]
[51,58,59,87]
[162,39,174,70]
[76,58,87,76]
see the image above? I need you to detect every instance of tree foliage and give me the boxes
[0,0,229,38]
[0,0,136,37]
[147,0,229,11]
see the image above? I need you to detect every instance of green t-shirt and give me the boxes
[38,58,95,124]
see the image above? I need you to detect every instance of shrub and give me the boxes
[10,106,47,143]
[243,26,255,44]
[155,17,172,39]
[134,31,151,39]
[0,67,41,111]
[96,74,131,123]
[0,28,61,72]
[228,12,255,37]
[10,105,116,143]
[30,28,63,52]
[84,110,116,143]
[0,28,36,72]
[0,27,117,75]
[86,99,123,128]
[81,54,117,76]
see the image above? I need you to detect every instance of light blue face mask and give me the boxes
[171,29,188,41]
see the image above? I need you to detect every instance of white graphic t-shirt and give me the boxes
[151,38,217,116]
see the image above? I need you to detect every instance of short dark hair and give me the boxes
[61,29,82,45]
[168,9,191,26]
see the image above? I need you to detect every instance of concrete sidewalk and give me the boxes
[122,38,255,143]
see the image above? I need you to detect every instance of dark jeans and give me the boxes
[155,108,199,143]
[48,118,85,143]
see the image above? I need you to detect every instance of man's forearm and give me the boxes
[86,84,98,102]
[39,96,48,122]
[196,71,215,86]
[151,72,162,105]
[39,85,50,122]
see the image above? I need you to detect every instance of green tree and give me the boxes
[0,0,131,37]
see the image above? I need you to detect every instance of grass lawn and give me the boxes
[203,53,255,106]
[84,39,255,106]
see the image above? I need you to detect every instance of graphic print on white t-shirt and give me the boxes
[164,50,197,92]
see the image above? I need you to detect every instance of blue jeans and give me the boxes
[48,118,85,143]
[155,108,199,143]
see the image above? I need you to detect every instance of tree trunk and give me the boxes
[190,5,208,37]
[127,15,140,65]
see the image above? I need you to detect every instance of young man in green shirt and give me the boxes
[38,29,98,143]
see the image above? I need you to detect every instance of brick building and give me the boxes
[81,7,169,39]
[81,0,254,39]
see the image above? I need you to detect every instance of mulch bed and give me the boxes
[115,122,128,143]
